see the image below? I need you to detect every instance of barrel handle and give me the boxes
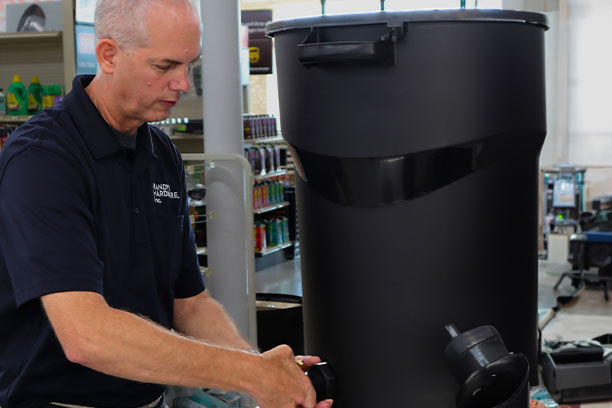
[297,26,403,67]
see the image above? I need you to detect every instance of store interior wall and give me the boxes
[560,0,612,204]
[502,0,563,169]
[567,0,612,166]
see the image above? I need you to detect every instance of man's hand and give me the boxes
[250,345,318,408]
[295,355,334,408]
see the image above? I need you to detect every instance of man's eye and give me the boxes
[155,65,171,71]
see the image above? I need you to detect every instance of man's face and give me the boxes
[113,1,201,125]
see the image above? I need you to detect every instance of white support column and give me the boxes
[200,0,257,346]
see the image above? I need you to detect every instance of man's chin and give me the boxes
[147,109,173,123]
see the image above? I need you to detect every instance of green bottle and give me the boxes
[28,75,44,114]
[7,75,28,116]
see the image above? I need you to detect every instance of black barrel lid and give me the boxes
[266,9,548,36]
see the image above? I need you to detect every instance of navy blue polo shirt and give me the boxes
[0,75,205,407]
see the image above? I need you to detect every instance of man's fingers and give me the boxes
[303,385,318,408]
[296,354,322,369]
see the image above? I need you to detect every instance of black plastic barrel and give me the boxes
[267,9,547,407]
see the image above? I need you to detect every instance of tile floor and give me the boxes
[254,258,612,407]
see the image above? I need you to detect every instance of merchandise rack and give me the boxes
[255,241,293,257]
[0,115,33,124]
[254,201,290,215]
[253,170,287,182]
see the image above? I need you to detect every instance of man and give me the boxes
[0,0,333,407]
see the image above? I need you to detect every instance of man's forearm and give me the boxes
[173,291,255,351]
[42,292,262,393]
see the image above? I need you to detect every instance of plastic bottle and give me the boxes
[28,76,43,114]
[0,88,6,115]
[52,84,63,106]
[6,75,28,116]
[42,85,54,109]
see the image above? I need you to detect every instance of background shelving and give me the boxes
[0,0,76,94]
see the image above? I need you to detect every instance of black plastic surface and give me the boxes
[256,293,304,355]
[291,132,543,207]
[457,354,529,408]
[266,9,548,35]
[445,325,509,384]
[271,9,546,407]
[306,362,336,402]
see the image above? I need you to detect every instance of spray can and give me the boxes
[258,223,267,251]
[275,218,283,244]
[269,219,276,245]
[254,225,259,250]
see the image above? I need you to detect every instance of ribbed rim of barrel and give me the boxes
[265,9,548,35]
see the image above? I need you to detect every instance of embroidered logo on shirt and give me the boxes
[153,183,180,204]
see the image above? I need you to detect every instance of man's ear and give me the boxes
[96,39,120,74]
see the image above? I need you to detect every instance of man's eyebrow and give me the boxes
[160,54,202,65]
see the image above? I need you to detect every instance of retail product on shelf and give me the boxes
[253,180,285,210]
[0,125,14,151]
[255,222,267,252]
[6,75,28,116]
[0,88,6,115]
[244,145,284,176]
[27,76,44,114]
[243,114,278,139]
[189,204,207,248]
[254,217,289,252]
[42,85,63,109]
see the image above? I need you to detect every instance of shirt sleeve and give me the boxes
[173,160,205,299]
[0,146,104,307]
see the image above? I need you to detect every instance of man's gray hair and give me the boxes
[94,0,199,51]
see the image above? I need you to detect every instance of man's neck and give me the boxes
[85,76,141,135]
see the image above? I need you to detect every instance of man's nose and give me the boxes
[169,65,191,92]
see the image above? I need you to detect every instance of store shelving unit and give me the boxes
[199,266,210,277]
[247,133,297,268]
[255,241,293,257]
[0,30,62,42]
[0,115,33,124]
[253,169,287,182]
[246,135,284,145]
[254,201,290,215]
[174,128,296,270]
[0,0,76,95]
[170,133,204,141]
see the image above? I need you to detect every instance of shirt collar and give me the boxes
[63,75,158,160]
